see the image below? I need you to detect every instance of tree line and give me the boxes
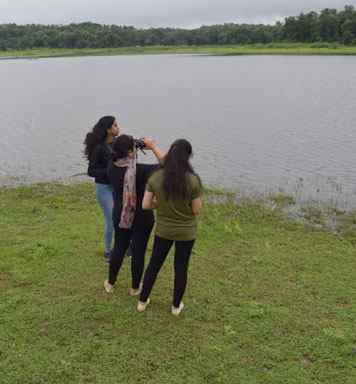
[1,5,356,50]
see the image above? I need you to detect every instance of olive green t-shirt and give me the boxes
[146,169,202,241]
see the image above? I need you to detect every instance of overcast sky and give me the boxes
[1,0,356,28]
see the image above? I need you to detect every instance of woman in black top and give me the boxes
[84,116,119,262]
[104,135,165,295]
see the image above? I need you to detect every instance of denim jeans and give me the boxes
[95,183,114,253]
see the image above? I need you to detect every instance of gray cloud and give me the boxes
[1,0,356,27]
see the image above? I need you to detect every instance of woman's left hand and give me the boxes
[143,138,157,150]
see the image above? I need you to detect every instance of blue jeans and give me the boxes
[95,183,114,253]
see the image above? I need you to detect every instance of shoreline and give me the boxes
[2,179,356,240]
[2,44,356,59]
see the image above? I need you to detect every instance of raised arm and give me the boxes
[143,138,166,164]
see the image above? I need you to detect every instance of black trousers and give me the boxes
[140,235,195,308]
[109,225,153,288]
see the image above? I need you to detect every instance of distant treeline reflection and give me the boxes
[1,5,356,50]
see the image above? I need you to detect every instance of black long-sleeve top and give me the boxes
[108,161,159,229]
[87,143,112,184]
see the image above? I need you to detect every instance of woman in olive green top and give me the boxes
[138,139,203,316]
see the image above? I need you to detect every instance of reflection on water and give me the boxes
[1,54,356,208]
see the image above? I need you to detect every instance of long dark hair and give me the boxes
[84,116,115,160]
[112,134,134,161]
[163,139,200,201]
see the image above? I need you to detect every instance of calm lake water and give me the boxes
[1,54,356,207]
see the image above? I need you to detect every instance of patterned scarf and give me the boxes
[114,155,137,229]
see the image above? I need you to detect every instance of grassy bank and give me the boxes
[1,182,356,383]
[1,43,356,59]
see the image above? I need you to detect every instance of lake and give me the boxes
[1,54,356,208]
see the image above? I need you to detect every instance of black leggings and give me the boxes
[140,235,195,308]
[109,225,153,288]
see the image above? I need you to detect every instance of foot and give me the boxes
[104,280,114,293]
[171,302,184,316]
[128,282,143,297]
[137,298,150,312]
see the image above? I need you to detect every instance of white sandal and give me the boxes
[104,280,114,294]
[128,282,143,297]
[171,302,184,316]
[137,298,150,312]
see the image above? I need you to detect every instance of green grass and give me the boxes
[1,182,356,383]
[1,43,356,59]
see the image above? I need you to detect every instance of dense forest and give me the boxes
[1,5,356,50]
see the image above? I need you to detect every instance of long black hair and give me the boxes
[84,116,115,160]
[163,139,201,201]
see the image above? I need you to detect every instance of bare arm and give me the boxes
[143,138,166,164]
[142,190,155,210]
[151,144,166,164]
[192,197,203,215]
